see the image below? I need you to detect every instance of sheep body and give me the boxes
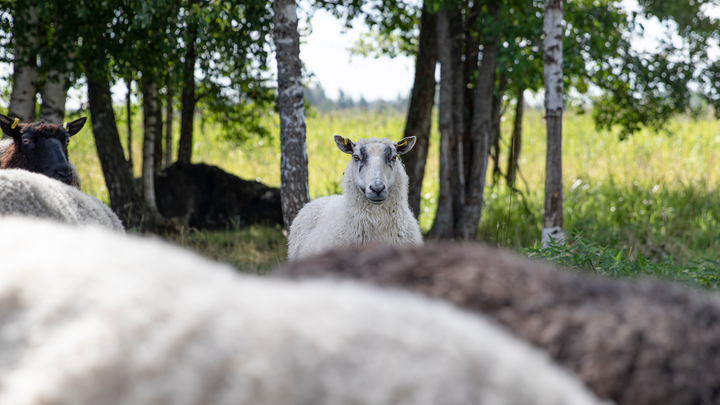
[288,138,422,261]
[0,169,123,232]
[278,242,720,405]
[0,218,601,405]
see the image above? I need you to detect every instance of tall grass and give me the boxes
[68,107,720,266]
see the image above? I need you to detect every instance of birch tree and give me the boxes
[8,3,38,123]
[274,0,310,227]
[541,0,564,246]
[141,78,163,222]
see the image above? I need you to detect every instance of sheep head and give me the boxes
[0,115,86,185]
[334,135,416,204]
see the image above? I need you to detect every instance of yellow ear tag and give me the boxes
[64,122,70,132]
[343,138,348,145]
[397,140,408,147]
[10,118,19,129]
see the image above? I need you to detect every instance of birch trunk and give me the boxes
[87,77,147,229]
[274,0,310,227]
[164,83,174,167]
[141,78,162,222]
[154,96,163,172]
[429,9,455,239]
[126,80,133,173]
[39,67,70,125]
[542,0,565,246]
[8,4,38,123]
[507,87,525,187]
[177,25,197,164]
[457,38,499,240]
[403,1,437,219]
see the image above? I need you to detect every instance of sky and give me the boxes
[298,8,417,101]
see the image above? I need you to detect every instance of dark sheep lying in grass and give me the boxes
[0,114,86,188]
[277,242,720,405]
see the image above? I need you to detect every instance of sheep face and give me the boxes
[0,115,86,186]
[334,135,416,204]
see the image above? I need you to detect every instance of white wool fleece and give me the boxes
[0,217,605,405]
[0,169,123,233]
[288,138,422,261]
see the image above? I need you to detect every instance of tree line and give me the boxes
[1,0,718,240]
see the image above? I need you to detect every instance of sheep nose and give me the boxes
[56,166,72,180]
[369,183,386,194]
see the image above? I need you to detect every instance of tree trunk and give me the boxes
[177,25,197,164]
[457,37,499,240]
[164,83,174,167]
[429,9,455,239]
[274,0,310,228]
[403,0,437,219]
[490,74,508,185]
[8,4,38,123]
[141,78,162,221]
[462,2,479,195]
[39,67,70,125]
[87,77,147,229]
[450,9,465,229]
[542,0,565,246]
[507,87,525,187]
[154,95,164,172]
[126,80,133,173]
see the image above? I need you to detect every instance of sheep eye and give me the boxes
[66,138,70,146]
[392,155,397,162]
[353,155,360,162]
[22,138,31,145]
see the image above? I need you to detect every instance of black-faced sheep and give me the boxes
[288,136,423,261]
[0,218,603,405]
[0,114,86,188]
[277,242,720,405]
[0,169,123,232]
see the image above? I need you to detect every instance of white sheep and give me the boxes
[288,136,423,261]
[0,217,604,405]
[0,169,123,233]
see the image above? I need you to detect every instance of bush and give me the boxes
[524,235,720,290]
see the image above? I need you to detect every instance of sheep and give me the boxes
[0,114,86,189]
[0,217,604,405]
[0,169,123,232]
[277,242,720,405]
[288,136,423,261]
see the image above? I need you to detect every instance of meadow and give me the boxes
[68,106,720,279]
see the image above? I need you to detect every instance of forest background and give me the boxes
[0,0,719,285]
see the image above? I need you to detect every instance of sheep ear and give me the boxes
[395,136,416,155]
[334,135,355,154]
[64,117,87,136]
[0,114,22,140]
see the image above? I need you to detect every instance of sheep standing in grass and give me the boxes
[278,242,720,405]
[0,114,85,189]
[0,217,604,405]
[0,169,123,232]
[288,136,422,261]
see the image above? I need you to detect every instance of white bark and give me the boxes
[274,0,310,227]
[542,0,564,246]
[8,6,38,123]
[141,79,161,221]
[40,67,70,125]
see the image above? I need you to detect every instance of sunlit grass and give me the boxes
[69,106,720,267]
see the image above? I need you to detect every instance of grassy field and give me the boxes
[68,107,720,274]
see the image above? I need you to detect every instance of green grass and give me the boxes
[68,106,720,276]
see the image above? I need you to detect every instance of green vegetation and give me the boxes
[69,108,720,276]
